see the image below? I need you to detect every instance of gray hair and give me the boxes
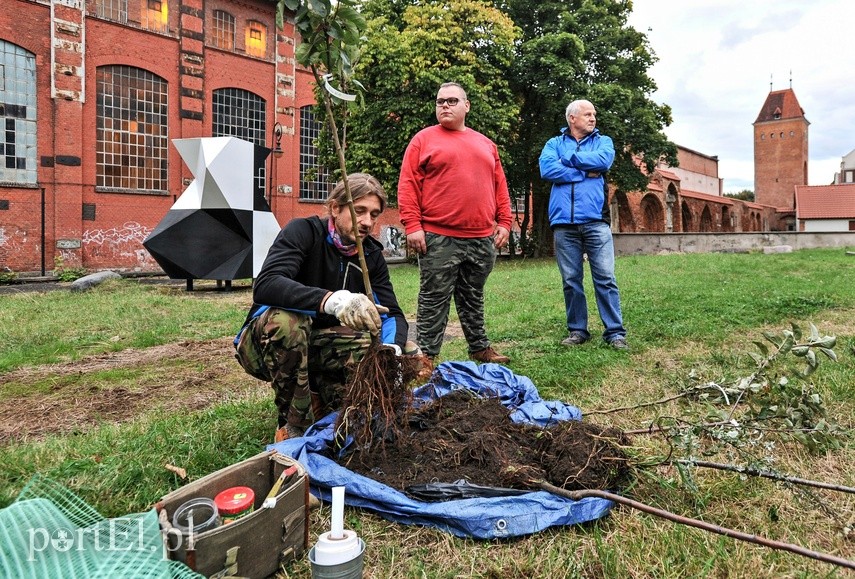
[565,99,594,120]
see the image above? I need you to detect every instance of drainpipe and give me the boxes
[41,186,46,276]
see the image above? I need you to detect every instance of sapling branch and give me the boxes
[539,482,855,571]
[311,65,372,297]
[671,459,855,494]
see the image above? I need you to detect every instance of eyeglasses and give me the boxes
[435,97,461,106]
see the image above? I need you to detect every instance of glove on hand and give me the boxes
[323,290,384,334]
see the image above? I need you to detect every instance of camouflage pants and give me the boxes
[416,233,496,357]
[234,307,372,429]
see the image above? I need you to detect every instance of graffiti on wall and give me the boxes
[82,222,158,267]
[0,227,30,269]
[379,224,406,259]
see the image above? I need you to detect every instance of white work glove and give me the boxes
[323,290,385,334]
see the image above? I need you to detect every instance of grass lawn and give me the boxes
[0,248,853,577]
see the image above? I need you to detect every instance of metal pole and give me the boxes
[41,186,46,276]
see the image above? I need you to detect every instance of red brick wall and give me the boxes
[0,1,53,271]
[2,0,360,274]
[676,148,717,176]
[754,118,808,210]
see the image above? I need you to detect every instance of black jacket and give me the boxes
[243,215,408,347]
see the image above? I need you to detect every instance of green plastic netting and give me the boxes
[0,474,203,579]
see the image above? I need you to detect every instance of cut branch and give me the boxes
[539,482,855,571]
[673,459,855,495]
[585,392,689,416]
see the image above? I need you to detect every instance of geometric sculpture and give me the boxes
[143,137,282,280]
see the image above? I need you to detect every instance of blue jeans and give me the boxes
[553,222,625,342]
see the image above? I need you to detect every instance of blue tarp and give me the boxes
[269,361,615,539]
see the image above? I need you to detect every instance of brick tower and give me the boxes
[753,88,809,210]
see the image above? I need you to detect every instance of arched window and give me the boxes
[96,65,168,193]
[0,42,37,184]
[299,105,331,201]
[245,20,267,58]
[213,88,267,193]
[211,10,235,50]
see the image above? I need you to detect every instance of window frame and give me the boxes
[0,41,38,186]
[211,10,236,50]
[95,65,169,195]
[299,105,331,202]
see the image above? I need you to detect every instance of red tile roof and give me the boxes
[795,184,855,219]
[679,190,732,204]
[754,89,806,124]
[656,168,681,181]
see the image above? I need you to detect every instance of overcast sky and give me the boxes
[626,1,855,193]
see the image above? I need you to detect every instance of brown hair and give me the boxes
[326,172,388,213]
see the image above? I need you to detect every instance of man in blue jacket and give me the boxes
[539,100,628,350]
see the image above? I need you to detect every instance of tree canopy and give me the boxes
[299,0,677,256]
[502,0,677,253]
[342,0,520,196]
[725,189,755,202]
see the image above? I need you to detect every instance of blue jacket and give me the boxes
[539,127,615,226]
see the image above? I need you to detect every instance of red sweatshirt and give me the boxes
[398,125,512,238]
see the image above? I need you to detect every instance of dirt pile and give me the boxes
[337,389,632,499]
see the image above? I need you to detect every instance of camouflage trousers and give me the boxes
[234,307,372,429]
[416,233,496,357]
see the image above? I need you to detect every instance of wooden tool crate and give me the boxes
[157,451,309,578]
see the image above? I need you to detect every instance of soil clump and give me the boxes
[337,389,632,498]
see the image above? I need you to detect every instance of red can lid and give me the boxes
[214,486,255,515]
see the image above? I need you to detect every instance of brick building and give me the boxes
[611,145,778,233]
[0,0,405,275]
[752,87,808,229]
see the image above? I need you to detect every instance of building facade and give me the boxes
[0,0,407,275]
[753,88,809,224]
[833,148,855,184]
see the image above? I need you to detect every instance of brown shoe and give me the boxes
[469,347,510,364]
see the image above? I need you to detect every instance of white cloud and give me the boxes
[628,1,855,192]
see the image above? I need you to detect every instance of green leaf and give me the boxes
[307,0,329,18]
[790,322,802,342]
[753,341,769,356]
[818,347,837,361]
[779,332,794,354]
[808,322,821,341]
[805,349,817,367]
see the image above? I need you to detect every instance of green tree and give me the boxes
[502,0,677,255]
[343,0,520,199]
[725,189,755,202]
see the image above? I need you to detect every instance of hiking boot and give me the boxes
[609,338,629,351]
[561,331,589,346]
[274,424,305,443]
[469,347,510,364]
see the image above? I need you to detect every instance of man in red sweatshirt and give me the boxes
[398,82,512,364]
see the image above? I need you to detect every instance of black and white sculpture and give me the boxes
[143,137,281,281]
